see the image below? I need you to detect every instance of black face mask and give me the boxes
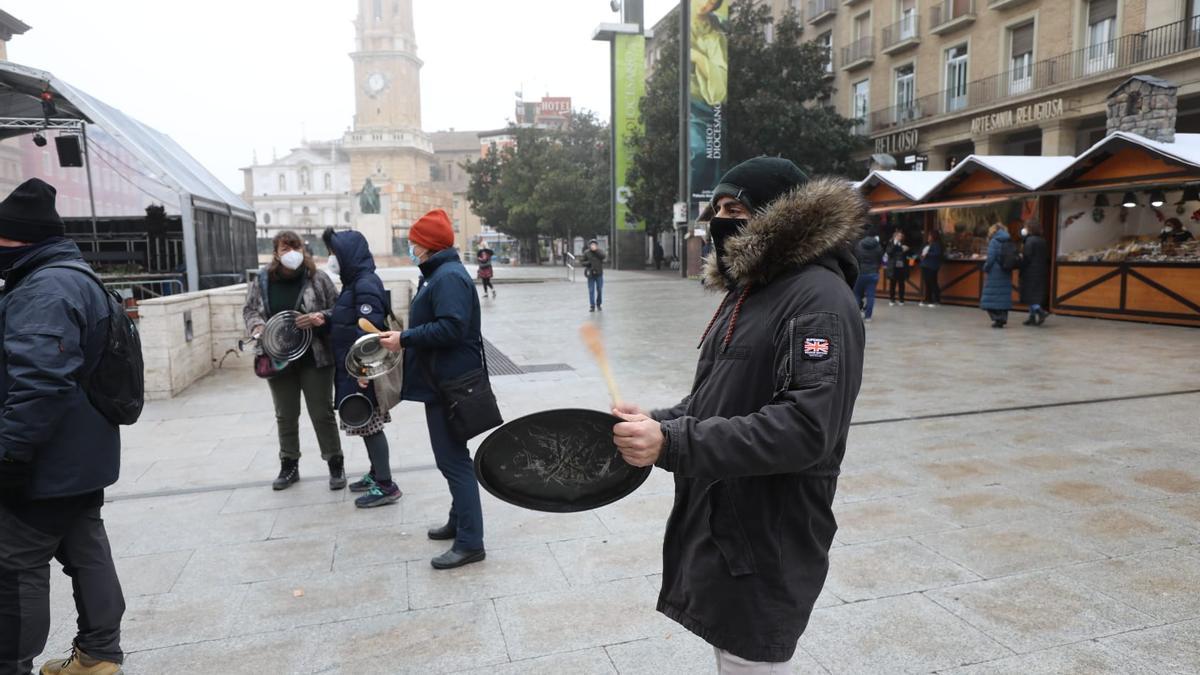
[708,217,748,282]
[0,242,39,280]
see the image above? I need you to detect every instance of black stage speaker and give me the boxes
[55,135,84,168]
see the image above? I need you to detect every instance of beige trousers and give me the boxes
[714,648,790,674]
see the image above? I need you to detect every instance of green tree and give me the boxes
[627,5,866,231]
[464,112,610,264]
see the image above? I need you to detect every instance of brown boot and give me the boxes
[39,647,123,675]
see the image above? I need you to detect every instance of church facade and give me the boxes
[243,0,454,258]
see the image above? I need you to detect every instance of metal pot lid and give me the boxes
[346,334,403,381]
[474,409,652,513]
[262,311,312,363]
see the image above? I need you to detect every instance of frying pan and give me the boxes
[337,393,374,430]
[474,408,651,513]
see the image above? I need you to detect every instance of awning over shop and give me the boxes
[1041,131,1200,191]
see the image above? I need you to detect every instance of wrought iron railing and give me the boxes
[807,0,837,21]
[930,0,975,31]
[870,16,1200,133]
[841,36,874,66]
[882,15,920,50]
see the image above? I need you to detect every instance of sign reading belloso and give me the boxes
[971,98,1065,135]
[874,129,919,155]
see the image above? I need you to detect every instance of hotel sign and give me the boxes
[971,98,1065,135]
[874,129,919,155]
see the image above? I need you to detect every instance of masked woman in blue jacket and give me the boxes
[380,209,488,570]
[323,229,401,509]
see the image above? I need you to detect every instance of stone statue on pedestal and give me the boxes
[359,178,381,214]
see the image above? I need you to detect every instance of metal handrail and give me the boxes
[807,0,837,21]
[841,36,874,66]
[869,16,1200,133]
[930,0,975,30]
[564,252,577,283]
[882,15,920,49]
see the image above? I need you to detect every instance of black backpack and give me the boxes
[999,240,1020,272]
[38,263,145,425]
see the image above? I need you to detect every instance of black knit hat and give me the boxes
[710,157,809,213]
[0,178,65,243]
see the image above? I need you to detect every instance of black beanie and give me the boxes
[711,157,809,213]
[0,178,65,243]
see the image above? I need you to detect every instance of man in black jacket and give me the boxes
[581,240,606,311]
[0,179,125,675]
[613,157,866,670]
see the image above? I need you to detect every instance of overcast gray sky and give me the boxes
[6,0,677,193]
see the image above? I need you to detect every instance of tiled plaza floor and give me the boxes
[33,270,1200,673]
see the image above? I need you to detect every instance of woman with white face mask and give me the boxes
[242,230,344,491]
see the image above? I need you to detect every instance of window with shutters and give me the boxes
[1085,0,1117,74]
[818,31,834,73]
[1009,22,1034,94]
[945,44,969,112]
[1188,0,1200,48]
[852,79,870,135]
[894,65,916,123]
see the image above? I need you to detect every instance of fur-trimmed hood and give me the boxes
[703,176,868,292]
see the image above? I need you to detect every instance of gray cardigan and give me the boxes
[242,267,339,368]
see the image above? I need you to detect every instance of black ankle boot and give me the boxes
[273,459,299,491]
[428,521,457,541]
[328,457,347,491]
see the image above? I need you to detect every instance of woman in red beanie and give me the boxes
[383,209,491,569]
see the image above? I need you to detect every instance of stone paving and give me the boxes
[32,270,1200,673]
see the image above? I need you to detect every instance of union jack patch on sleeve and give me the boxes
[802,337,830,360]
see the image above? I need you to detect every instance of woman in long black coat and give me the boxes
[1019,222,1050,326]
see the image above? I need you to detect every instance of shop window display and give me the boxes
[935,199,1037,260]
[1056,189,1200,262]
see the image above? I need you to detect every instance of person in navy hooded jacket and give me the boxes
[379,209,487,570]
[322,228,401,509]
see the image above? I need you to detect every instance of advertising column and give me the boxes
[614,32,647,269]
[687,1,729,210]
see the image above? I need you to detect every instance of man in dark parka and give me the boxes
[0,179,125,675]
[613,157,867,670]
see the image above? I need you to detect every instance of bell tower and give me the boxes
[345,0,433,191]
[344,0,442,256]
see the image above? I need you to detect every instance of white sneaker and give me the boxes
[889,301,896,307]
[864,317,873,323]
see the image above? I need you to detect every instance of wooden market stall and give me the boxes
[858,170,949,301]
[913,156,1073,308]
[1041,131,1200,327]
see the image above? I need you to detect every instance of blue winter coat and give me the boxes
[400,248,483,404]
[980,229,1014,311]
[326,231,388,406]
[0,239,120,499]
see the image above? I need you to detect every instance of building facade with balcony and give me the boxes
[797,0,1200,170]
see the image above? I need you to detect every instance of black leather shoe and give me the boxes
[427,522,457,541]
[431,548,486,570]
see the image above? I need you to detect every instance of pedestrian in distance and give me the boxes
[610,157,867,672]
[1018,222,1050,326]
[377,209,488,570]
[653,239,665,270]
[0,179,128,675]
[981,223,1017,328]
[323,228,402,508]
[885,229,910,306]
[852,226,883,323]
[582,239,606,312]
[919,230,944,307]
[476,247,496,299]
[243,231,345,491]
